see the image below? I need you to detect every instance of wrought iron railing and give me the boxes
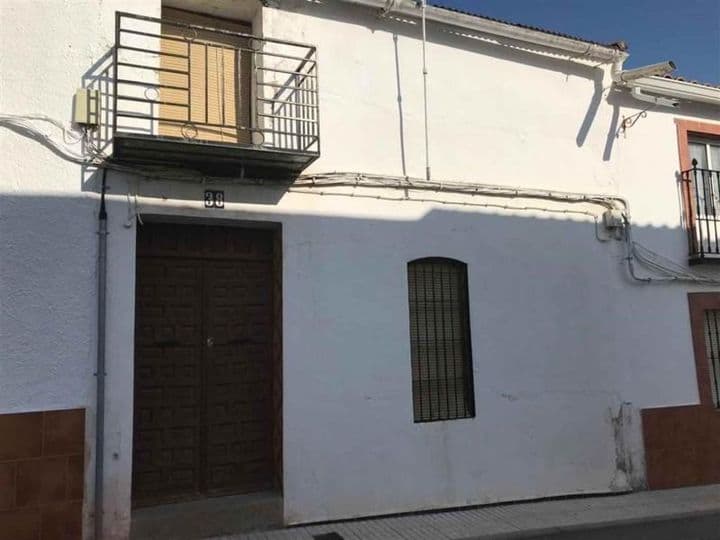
[111,12,319,154]
[683,160,720,261]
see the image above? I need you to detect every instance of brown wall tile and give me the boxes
[0,413,42,461]
[43,410,84,457]
[0,408,85,540]
[0,463,15,511]
[0,507,40,540]
[16,458,67,508]
[644,293,720,490]
[642,405,720,489]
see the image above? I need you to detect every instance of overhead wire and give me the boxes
[0,113,91,164]
[3,114,720,284]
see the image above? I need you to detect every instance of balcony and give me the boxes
[682,161,720,263]
[109,12,319,179]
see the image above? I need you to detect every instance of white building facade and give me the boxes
[1,1,719,539]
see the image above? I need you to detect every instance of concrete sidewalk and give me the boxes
[210,484,720,540]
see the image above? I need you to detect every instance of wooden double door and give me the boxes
[132,223,280,506]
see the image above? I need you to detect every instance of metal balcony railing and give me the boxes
[682,160,720,262]
[110,12,319,177]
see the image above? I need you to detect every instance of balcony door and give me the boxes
[158,8,252,144]
[689,137,720,218]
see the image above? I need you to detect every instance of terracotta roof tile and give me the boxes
[660,74,720,90]
[429,3,719,88]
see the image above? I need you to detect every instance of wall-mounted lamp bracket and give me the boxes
[620,109,649,137]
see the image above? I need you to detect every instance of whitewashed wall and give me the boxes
[0,2,159,538]
[262,0,719,523]
[1,0,719,537]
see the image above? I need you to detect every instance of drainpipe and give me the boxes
[95,168,108,540]
[611,60,680,108]
[627,86,679,108]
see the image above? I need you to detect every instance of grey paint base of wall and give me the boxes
[129,491,283,540]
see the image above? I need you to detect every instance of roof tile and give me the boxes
[430,2,627,50]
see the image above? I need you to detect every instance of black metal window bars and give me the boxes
[704,309,720,408]
[407,258,476,423]
[683,159,720,262]
[112,12,319,155]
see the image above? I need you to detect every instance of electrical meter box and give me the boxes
[603,209,625,230]
[73,89,99,128]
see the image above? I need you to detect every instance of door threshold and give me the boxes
[130,491,283,540]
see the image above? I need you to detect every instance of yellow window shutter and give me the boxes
[159,8,252,144]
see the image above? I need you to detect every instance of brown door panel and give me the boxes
[133,225,276,505]
[133,257,204,504]
[203,260,275,493]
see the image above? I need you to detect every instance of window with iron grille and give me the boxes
[703,310,720,408]
[407,257,475,422]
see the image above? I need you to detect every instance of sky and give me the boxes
[431,0,720,84]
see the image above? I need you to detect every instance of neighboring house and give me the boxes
[1,0,719,539]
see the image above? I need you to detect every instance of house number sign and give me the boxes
[204,190,225,209]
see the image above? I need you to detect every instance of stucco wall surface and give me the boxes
[1,0,719,537]
[260,0,720,522]
[0,2,158,538]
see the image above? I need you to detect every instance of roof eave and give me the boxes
[630,76,720,106]
[336,0,628,62]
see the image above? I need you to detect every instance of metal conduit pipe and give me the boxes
[420,0,431,181]
[628,86,679,108]
[95,168,108,540]
[296,172,629,210]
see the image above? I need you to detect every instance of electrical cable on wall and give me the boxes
[3,114,720,285]
[379,0,398,17]
[0,114,90,164]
